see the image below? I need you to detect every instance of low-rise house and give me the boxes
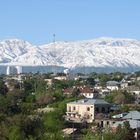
[106,81,120,91]
[94,78,100,84]
[137,77,140,81]
[112,111,140,120]
[96,111,140,128]
[44,79,53,86]
[94,84,103,90]
[111,111,140,139]
[54,76,67,80]
[63,87,99,98]
[125,85,140,96]
[123,111,140,120]
[66,99,110,123]
[111,111,140,128]
[111,119,140,131]
[100,88,110,96]
[95,110,140,139]
[95,118,124,128]
[79,87,98,99]
[120,81,129,89]
[63,88,74,97]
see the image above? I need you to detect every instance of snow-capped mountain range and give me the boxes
[1,37,140,71]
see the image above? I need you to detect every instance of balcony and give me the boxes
[65,115,84,123]
[66,111,78,115]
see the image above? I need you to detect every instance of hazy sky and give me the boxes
[0,0,140,45]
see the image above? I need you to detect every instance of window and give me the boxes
[96,107,99,113]
[108,107,110,113]
[73,106,76,110]
[101,121,104,127]
[107,121,109,125]
[87,107,90,111]
[102,107,105,112]
[69,106,71,112]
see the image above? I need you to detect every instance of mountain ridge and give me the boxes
[1,37,140,72]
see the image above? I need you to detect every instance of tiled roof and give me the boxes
[106,81,119,86]
[79,87,93,94]
[123,111,140,120]
[63,87,95,94]
[68,99,110,105]
[129,120,140,129]
[112,120,140,129]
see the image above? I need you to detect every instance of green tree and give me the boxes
[20,115,45,139]
[35,80,47,94]
[105,90,135,104]
[23,79,35,94]
[0,95,10,114]
[43,131,65,140]
[115,121,134,140]
[43,110,64,132]
[0,80,8,95]
[82,129,101,140]
[123,121,134,140]
[98,73,110,86]
[114,93,126,104]
[8,126,25,140]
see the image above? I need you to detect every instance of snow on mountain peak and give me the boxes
[0,37,140,72]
